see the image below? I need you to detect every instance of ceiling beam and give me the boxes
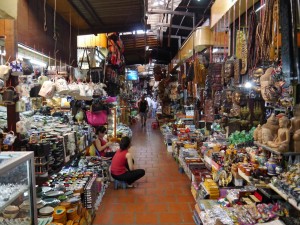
[147,9,195,17]
[78,23,149,35]
[154,23,193,31]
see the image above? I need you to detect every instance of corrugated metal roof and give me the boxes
[69,0,145,33]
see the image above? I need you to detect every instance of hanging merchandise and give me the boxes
[10,59,23,76]
[247,10,258,70]
[269,0,279,61]
[107,33,125,68]
[22,58,34,75]
[3,131,17,146]
[210,63,223,92]
[15,98,26,112]
[222,58,234,86]
[89,67,104,83]
[75,48,90,81]
[0,62,11,81]
[261,0,277,62]
[2,86,17,104]
[235,1,248,75]
[55,78,69,95]
[86,110,108,126]
[38,80,56,99]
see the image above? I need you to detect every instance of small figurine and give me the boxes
[291,104,300,152]
[267,116,290,152]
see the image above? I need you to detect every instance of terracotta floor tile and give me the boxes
[93,211,112,224]
[114,195,134,203]
[181,212,196,223]
[99,203,125,213]
[135,195,157,203]
[136,212,158,224]
[157,195,177,203]
[124,203,147,213]
[110,212,135,224]
[168,203,193,212]
[159,212,182,223]
[176,195,195,203]
[146,187,166,195]
[93,122,195,225]
[147,203,169,212]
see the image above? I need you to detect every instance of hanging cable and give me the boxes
[53,0,57,41]
[44,0,47,31]
[69,10,72,65]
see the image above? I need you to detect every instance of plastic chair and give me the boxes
[114,180,127,189]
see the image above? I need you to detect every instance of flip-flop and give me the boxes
[127,184,137,188]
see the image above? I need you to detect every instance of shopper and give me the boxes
[110,137,145,187]
[151,98,158,118]
[94,126,115,157]
[138,94,149,127]
[146,95,153,118]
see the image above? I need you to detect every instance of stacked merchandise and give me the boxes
[35,157,110,224]
[83,175,97,209]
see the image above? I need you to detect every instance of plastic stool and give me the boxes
[114,180,127,189]
[151,121,159,129]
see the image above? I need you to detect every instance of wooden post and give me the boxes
[4,19,19,133]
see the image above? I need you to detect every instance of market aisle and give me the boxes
[93,119,195,225]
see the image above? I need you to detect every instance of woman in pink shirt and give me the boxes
[110,137,145,187]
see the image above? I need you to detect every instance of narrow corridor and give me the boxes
[93,119,195,225]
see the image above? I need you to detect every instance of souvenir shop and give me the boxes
[0,0,299,224]
[0,1,139,224]
[155,0,300,225]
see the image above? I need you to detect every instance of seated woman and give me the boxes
[110,136,145,187]
[93,126,115,158]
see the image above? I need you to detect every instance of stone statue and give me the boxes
[267,116,290,152]
[261,114,279,145]
[291,104,300,152]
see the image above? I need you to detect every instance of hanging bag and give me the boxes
[39,80,55,98]
[0,62,11,81]
[55,78,69,95]
[2,86,17,104]
[22,58,34,75]
[86,110,108,126]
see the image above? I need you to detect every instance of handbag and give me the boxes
[0,63,11,81]
[22,58,34,75]
[86,110,107,126]
[10,60,23,76]
[39,80,55,98]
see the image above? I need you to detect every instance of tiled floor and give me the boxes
[93,119,195,225]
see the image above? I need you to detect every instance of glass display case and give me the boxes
[0,151,37,224]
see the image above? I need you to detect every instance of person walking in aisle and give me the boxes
[146,95,153,118]
[151,98,158,118]
[110,136,145,187]
[138,94,149,127]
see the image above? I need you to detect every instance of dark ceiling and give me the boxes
[47,0,213,65]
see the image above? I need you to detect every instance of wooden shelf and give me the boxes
[254,142,300,156]
[268,183,300,211]
[238,168,250,183]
